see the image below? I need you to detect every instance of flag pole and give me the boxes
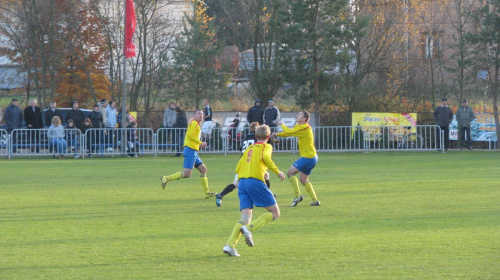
[121,0,128,154]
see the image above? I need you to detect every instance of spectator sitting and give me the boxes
[80,118,93,158]
[47,116,67,159]
[65,119,80,159]
[126,121,140,157]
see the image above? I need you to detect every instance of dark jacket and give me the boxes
[66,109,86,128]
[175,111,188,128]
[24,106,44,129]
[4,104,24,131]
[456,106,475,128]
[247,102,264,125]
[45,108,63,127]
[433,106,453,127]
[89,111,103,128]
[263,106,280,127]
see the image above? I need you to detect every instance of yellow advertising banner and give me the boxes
[352,112,418,137]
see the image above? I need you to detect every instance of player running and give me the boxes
[161,109,217,199]
[272,110,320,207]
[215,121,273,207]
[223,125,285,257]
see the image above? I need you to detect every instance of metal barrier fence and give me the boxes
[0,125,449,158]
[83,128,155,158]
[315,125,443,152]
[0,129,8,157]
[7,128,83,158]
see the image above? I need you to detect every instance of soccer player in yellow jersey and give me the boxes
[161,109,217,199]
[273,110,320,207]
[223,125,285,257]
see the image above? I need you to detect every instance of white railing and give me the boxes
[0,129,8,157]
[83,128,155,158]
[0,125,453,159]
[315,125,443,152]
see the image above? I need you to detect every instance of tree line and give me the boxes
[0,0,499,145]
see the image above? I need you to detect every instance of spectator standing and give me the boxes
[263,99,280,130]
[163,101,177,145]
[246,99,264,125]
[4,98,23,153]
[24,99,43,153]
[44,101,63,128]
[174,106,187,157]
[66,101,86,128]
[47,116,67,159]
[456,99,476,150]
[89,104,103,128]
[65,119,80,158]
[105,100,117,150]
[126,121,140,157]
[80,118,93,158]
[89,104,104,154]
[433,97,454,151]
[201,98,213,149]
[117,106,132,128]
[98,99,108,127]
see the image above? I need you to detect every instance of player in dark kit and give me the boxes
[215,121,274,207]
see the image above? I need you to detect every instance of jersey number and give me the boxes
[246,149,253,162]
[241,139,255,152]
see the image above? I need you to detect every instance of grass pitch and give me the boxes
[1,151,499,279]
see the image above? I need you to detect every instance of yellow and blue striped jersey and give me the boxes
[277,123,317,158]
[236,142,280,183]
[184,120,202,151]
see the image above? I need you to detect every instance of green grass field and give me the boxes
[1,151,499,279]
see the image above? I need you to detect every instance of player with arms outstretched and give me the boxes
[223,125,285,257]
[272,110,320,206]
[161,109,217,199]
[215,122,273,207]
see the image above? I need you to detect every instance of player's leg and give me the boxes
[244,178,279,246]
[224,208,251,257]
[287,165,303,206]
[297,156,320,206]
[161,147,194,188]
[216,174,238,207]
[225,179,253,255]
[248,204,279,233]
[196,162,216,198]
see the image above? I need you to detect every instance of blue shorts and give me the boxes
[238,178,276,210]
[293,156,318,175]
[183,147,203,169]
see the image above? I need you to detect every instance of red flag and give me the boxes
[124,0,136,58]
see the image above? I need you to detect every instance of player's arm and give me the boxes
[277,123,307,138]
[262,145,285,181]
[262,145,279,174]
[186,122,202,144]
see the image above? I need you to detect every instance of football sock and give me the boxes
[265,179,271,189]
[226,221,244,248]
[220,183,236,198]
[288,176,301,198]
[303,181,318,202]
[249,212,274,232]
[200,174,210,194]
[167,172,183,181]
